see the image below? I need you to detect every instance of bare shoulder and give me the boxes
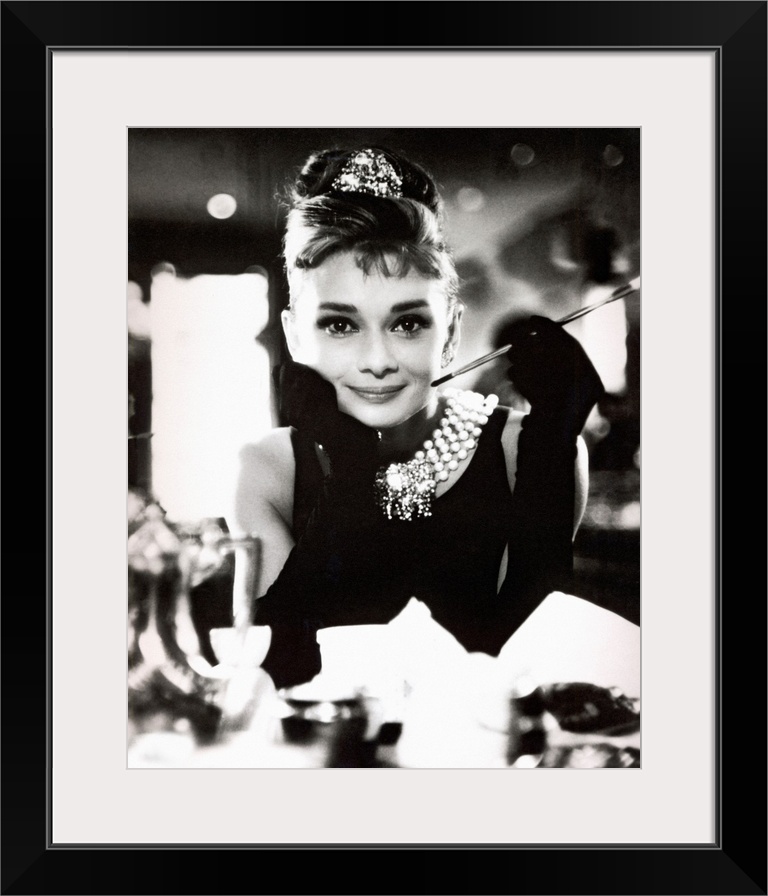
[245,427,295,473]
[234,427,296,529]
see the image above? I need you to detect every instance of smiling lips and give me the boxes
[346,384,406,403]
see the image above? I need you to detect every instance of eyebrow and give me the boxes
[317,300,431,314]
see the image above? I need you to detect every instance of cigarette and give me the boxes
[431,278,640,387]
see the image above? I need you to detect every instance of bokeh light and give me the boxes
[510,143,536,166]
[602,145,624,167]
[207,193,237,219]
[455,186,486,213]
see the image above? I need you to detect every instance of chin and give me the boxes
[351,395,435,432]
[345,404,404,430]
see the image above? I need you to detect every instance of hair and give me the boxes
[282,146,459,309]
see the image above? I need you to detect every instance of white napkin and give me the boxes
[286,595,640,768]
[496,592,640,698]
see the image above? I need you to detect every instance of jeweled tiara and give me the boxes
[330,149,403,198]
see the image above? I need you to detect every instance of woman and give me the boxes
[235,146,604,689]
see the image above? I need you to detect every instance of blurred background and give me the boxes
[128,127,640,625]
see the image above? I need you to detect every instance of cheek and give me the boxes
[404,333,444,372]
[409,348,441,378]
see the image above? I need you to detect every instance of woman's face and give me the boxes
[282,251,461,429]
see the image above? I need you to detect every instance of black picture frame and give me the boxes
[3,2,765,894]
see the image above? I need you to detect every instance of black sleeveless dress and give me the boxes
[288,405,520,653]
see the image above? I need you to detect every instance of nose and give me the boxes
[356,332,398,378]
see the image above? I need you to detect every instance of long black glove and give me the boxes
[255,360,383,688]
[494,315,605,639]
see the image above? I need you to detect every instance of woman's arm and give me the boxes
[232,362,386,688]
[235,427,328,688]
[483,402,596,651]
[233,428,296,598]
[500,412,589,539]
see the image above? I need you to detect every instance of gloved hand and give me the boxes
[256,360,388,688]
[273,359,380,477]
[503,315,604,435]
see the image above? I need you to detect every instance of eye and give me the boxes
[392,314,431,335]
[316,316,358,337]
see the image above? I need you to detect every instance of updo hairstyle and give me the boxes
[282,146,459,309]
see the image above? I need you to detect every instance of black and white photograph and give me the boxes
[126,127,642,770]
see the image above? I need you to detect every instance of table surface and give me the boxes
[128,592,641,770]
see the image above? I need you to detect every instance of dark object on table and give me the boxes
[507,679,549,767]
[542,682,640,736]
[278,692,377,767]
[539,744,640,768]
[377,721,404,746]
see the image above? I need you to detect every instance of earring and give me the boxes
[440,346,455,369]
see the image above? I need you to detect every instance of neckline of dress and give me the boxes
[310,403,503,507]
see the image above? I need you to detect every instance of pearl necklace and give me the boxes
[374,388,499,521]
